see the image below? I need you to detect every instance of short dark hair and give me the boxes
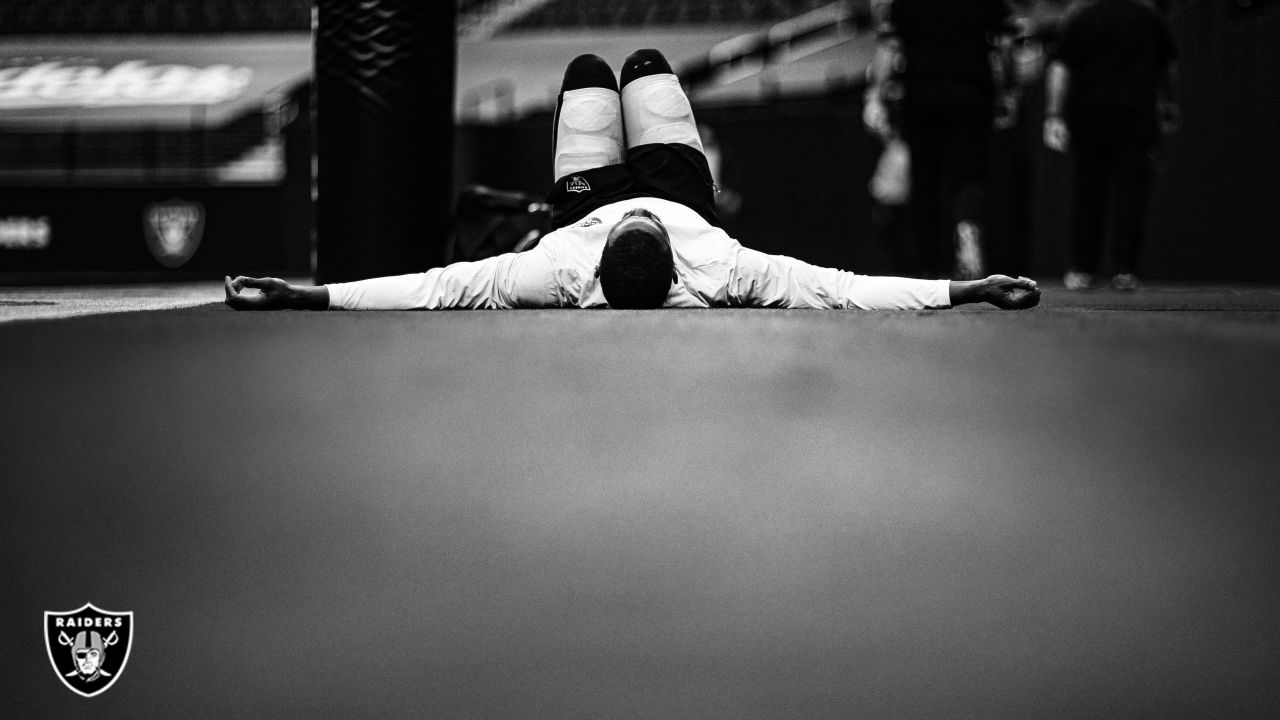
[597,229,674,309]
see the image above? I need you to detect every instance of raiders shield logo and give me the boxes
[44,603,133,697]
[144,199,205,268]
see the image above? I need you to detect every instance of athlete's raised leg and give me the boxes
[553,54,625,181]
[620,49,703,152]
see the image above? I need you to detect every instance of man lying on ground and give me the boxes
[226,49,1039,313]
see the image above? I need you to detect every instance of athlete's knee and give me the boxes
[621,49,674,87]
[562,54,618,94]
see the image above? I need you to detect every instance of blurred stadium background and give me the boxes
[2,0,1277,284]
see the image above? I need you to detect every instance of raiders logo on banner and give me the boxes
[44,603,134,697]
[144,199,205,268]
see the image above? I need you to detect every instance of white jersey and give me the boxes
[325,197,951,311]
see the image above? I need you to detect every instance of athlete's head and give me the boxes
[596,208,676,309]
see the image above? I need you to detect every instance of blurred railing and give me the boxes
[503,0,836,31]
[679,0,873,95]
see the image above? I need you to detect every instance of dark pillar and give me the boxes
[282,81,314,274]
[313,0,455,283]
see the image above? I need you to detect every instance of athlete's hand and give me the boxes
[1043,117,1069,152]
[950,275,1040,310]
[224,276,326,310]
[225,276,292,310]
[978,275,1040,310]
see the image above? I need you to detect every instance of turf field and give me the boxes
[3,282,1279,719]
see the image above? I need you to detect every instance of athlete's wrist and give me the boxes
[948,280,979,306]
[288,285,329,310]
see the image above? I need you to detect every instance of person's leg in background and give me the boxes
[902,91,945,278]
[1066,118,1108,290]
[1108,137,1155,290]
[943,86,994,280]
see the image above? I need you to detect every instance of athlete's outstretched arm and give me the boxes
[728,249,1039,310]
[225,245,560,311]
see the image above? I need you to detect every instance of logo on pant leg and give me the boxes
[45,603,133,697]
[566,176,591,193]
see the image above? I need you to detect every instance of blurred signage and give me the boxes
[0,216,51,249]
[0,59,252,109]
[0,37,310,128]
[143,200,204,268]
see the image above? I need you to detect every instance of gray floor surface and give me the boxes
[3,283,1278,719]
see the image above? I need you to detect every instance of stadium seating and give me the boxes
[0,0,310,35]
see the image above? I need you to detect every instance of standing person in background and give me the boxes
[1044,0,1179,291]
[986,6,1072,280]
[864,0,1018,280]
[861,3,913,275]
